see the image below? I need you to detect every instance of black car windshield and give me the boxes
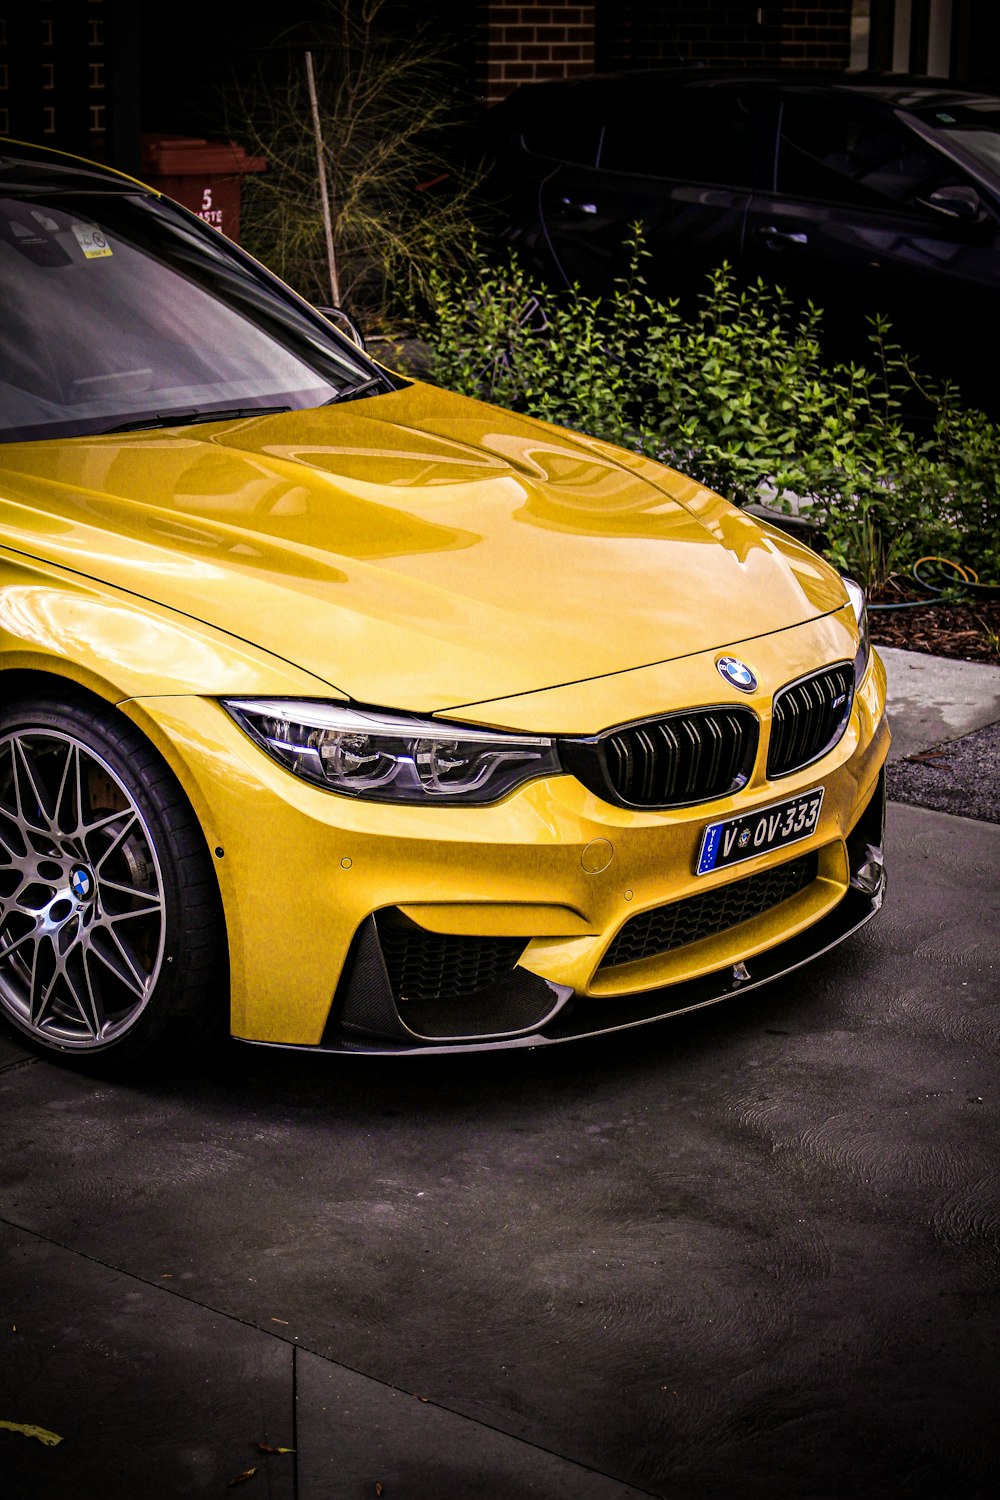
[0,189,382,443]
[916,101,1000,178]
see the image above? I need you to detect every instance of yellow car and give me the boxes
[0,142,889,1067]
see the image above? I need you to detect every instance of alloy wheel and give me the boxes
[0,728,166,1049]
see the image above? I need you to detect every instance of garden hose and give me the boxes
[911,557,999,599]
[868,555,1000,609]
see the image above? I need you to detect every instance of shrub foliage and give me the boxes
[419,238,999,590]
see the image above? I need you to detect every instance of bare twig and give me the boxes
[305,50,340,306]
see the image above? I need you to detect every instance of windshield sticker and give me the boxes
[71,223,113,259]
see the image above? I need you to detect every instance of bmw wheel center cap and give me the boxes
[70,866,94,901]
[716,656,758,693]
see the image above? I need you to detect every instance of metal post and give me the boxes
[305,50,340,308]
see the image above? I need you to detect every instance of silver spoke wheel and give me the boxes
[0,728,166,1050]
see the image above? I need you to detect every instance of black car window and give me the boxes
[519,109,605,168]
[599,89,754,186]
[913,100,1000,178]
[0,190,379,443]
[777,96,962,211]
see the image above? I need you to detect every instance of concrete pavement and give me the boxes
[879,646,1000,762]
[1,647,998,1500]
[881,645,1000,823]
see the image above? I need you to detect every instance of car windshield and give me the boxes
[0,189,380,443]
[917,101,1000,177]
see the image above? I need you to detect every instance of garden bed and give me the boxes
[870,593,1000,664]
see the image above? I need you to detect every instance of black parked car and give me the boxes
[485,71,1000,399]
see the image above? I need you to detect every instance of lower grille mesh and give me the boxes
[600,852,819,968]
[375,911,524,1003]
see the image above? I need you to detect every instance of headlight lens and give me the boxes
[223,699,562,804]
[843,576,871,685]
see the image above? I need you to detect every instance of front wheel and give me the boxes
[0,696,224,1070]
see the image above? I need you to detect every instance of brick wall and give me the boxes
[777,3,854,67]
[600,2,853,72]
[479,3,597,105]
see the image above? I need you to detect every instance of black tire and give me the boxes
[0,694,225,1071]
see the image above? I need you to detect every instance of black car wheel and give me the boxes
[0,695,223,1069]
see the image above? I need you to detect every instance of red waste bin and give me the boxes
[140,135,267,245]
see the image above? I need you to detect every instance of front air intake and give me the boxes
[330,910,570,1044]
[375,910,524,1004]
[601,852,819,968]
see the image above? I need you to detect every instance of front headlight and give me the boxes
[223,699,562,805]
[843,576,871,685]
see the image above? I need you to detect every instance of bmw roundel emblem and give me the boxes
[716,656,758,693]
[70,867,94,900]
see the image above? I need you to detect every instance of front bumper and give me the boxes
[324,846,884,1055]
[126,630,889,1055]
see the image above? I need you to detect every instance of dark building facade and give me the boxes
[1,1,996,172]
[0,0,140,172]
[479,1,997,105]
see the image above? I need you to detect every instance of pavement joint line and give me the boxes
[0,1210,663,1499]
[0,1054,37,1076]
[291,1343,299,1500]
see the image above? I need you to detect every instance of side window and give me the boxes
[520,114,605,168]
[599,90,754,187]
[516,88,606,168]
[777,97,960,210]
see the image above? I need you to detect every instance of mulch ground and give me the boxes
[869,592,1000,665]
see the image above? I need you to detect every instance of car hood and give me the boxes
[0,382,845,715]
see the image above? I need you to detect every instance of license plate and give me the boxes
[696,788,825,875]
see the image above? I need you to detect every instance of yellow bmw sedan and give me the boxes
[0,141,889,1068]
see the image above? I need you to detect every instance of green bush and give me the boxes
[418,239,999,590]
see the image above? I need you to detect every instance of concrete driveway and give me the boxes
[1,653,999,1500]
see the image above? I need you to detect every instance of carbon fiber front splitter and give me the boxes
[238,866,885,1057]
